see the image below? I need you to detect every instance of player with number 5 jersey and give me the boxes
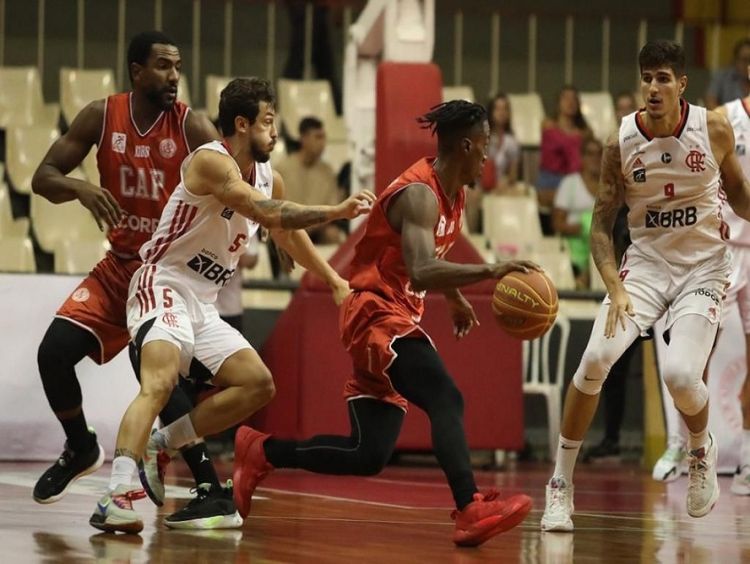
[91,77,376,533]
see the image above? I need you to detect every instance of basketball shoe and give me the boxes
[686,433,719,518]
[540,477,574,532]
[451,490,532,547]
[89,485,147,534]
[233,426,273,519]
[33,429,104,504]
[138,429,173,506]
[652,441,688,482]
[730,464,750,495]
[165,481,243,529]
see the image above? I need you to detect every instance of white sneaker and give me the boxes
[730,464,750,495]
[686,433,719,518]
[652,443,688,482]
[540,477,574,532]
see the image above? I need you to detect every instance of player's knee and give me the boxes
[663,360,706,416]
[140,370,178,405]
[243,365,276,407]
[572,346,615,395]
[355,447,390,476]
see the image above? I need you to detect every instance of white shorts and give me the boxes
[724,246,750,333]
[608,249,732,335]
[126,264,252,382]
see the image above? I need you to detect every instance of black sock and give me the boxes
[60,410,95,453]
[264,438,297,468]
[181,442,221,489]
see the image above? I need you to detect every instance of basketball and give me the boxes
[492,270,558,340]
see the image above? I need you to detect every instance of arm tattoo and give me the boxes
[249,198,331,229]
[221,169,233,196]
[590,140,625,273]
[114,447,140,462]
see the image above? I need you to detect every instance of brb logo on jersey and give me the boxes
[186,253,235,286]
[645,207,697,228]
[685,150,705,172]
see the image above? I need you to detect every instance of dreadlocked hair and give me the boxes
[416,100,487,151]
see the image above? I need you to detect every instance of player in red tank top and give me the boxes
[233,101,539,547]
[29,32,236,528]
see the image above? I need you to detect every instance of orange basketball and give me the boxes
[492,270,558,340]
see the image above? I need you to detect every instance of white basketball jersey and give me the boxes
[720,98,750,247]
[139,140,274,303]
[619,101,728,265]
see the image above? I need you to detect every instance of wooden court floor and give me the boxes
[1,460,749,563]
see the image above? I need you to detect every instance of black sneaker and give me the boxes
[33,432,105,504]
[582,438,621,463]
[164,481,243,529]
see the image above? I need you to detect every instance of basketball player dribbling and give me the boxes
[231,100,537,547]
[30,31,248,527]
[541,40,750,532]
[88,77,376,533]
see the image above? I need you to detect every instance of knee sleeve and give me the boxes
[572,306,640,396]
[573,344,623,395]
[662,357,708,416]
[38,318,98,412]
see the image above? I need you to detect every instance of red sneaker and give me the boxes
[451,490,532,547]
[233,426,274,519]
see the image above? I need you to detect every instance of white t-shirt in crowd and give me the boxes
[553,172,595,224]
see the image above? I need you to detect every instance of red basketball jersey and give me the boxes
[348,157,465,323]
[96,92,190,257]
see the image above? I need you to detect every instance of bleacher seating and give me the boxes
[30,190,103,254]
[53,239,109,274]
[277,78,346,142]
[527,247,577,291]
[59,68,115,126]
[507,93,544,147]
[205,75,232,122]
[6,126,60,194]
[0,237,36,272]
[0,66,59,128]
[0,182,29,238]
[482,193,543,250]
[442,85,475,102]
[580,91,617,143]
[177,74,193,108]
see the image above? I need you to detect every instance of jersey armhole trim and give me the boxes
[181,106,191,152]
[382,182,440,234]
[96,97,108,150]
[181,146,238,199]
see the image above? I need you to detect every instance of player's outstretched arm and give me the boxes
[710,111,750,221]
[394,183,538,292]
[267,171,350,304]
[187,150,376,230]
[31,100,123,230]
[592,137,633,337]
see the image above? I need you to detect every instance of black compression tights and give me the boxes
[263,338,478,509]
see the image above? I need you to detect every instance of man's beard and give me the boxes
[145,87,174,111]
[250,143,271,163]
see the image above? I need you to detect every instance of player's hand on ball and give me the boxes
[77,182,123,230]
[605,288,634,338]
[491,260,543,279]
[446,292,479,339]
[336,190,377,219]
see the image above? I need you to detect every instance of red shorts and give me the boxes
[56,251,141,364]
[340,291,434,412]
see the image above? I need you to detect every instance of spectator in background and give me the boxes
[552,137,602,289]
[614,91,637,126]
[705,38,750,109]
[275,116,346,244]
[466,93,521,232]
[537,85,590,234]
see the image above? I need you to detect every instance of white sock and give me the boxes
[552,436,583,484]
[108,456,137,491]
[741,429,750,466]
[687,428,709,453]
[158,414,198,451]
